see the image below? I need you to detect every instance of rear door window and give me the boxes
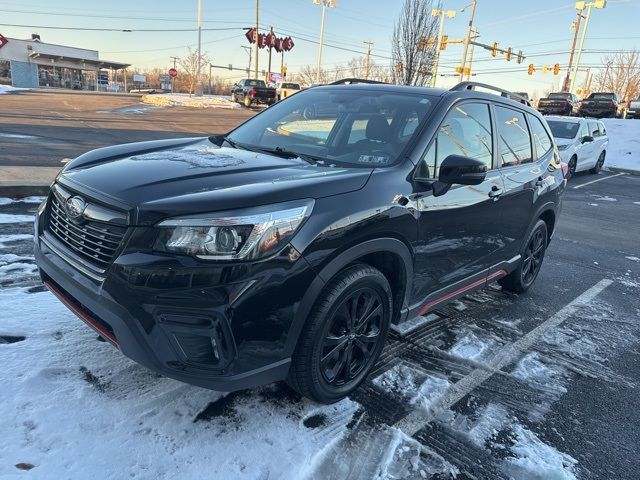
[588,121,599,137]
[598,121,607,136]
[495,106,533,167]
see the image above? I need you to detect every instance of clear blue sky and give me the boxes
[1,0,639,96]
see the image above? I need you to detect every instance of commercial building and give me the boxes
[0,34,130,91]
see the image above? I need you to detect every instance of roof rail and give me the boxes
[450,81,532,107]
[328,78,388,85]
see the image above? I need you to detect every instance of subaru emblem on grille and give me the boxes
[65,196,86,220]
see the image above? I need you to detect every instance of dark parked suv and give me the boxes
[35,80,567,403]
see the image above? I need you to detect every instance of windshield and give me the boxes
[589,93,614,99]
[245,80,265,87]
[548,93,570,100]
[227,87,435,167]
[280,83,300,89]
[547,120,580,139]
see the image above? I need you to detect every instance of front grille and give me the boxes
[46,194,126,270]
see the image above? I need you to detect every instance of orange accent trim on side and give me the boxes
[418,269,508,316]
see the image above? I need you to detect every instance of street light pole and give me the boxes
[431,9,456,87]
[562,9,583,92]
[569,0,606,93]
[314,0,336,84]
[459,0,477,82]
[254,0,259,79]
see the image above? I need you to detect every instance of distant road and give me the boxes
[0,90,255,167]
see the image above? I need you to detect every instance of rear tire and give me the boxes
[499,220,548,294]
[287,264,392,403]
[590,152,605,174]
[243,96,252,108]
[568,155,577,177]
[230,92,237,103]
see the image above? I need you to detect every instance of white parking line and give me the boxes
[394,278,613,437]
[573,173,627,189]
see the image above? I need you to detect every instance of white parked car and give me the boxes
[276,82,301,101]
[546,116,608,175]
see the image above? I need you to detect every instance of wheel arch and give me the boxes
[284,238,413,356]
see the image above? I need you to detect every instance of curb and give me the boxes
[607,166,640,176]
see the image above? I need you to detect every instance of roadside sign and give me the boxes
[269,72,282,83]
[159,74,171,82]
[168,68,178,78]
[133,74,146,83]
[0,34,7,49]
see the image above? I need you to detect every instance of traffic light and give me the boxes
[439,35,448,51]
[506,47,512,62]
[491,42,498,57]
[516,50,523,64]
[553,63,560,75]
[528,64,535,75]
[281,64,287,77]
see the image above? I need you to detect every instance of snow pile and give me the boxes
[448,331,497,362]
[0,196,45,206]
[0,85,29,94]
[0,213,34,224]
[141,93,239,109]
[0,287,360,479]
[602,118,640,173]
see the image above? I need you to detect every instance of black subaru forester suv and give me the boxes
[35,80,567,403]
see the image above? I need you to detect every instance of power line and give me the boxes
[0,22,242,32]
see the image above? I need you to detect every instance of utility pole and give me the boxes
[431,8,456,88]
[459,0,478,82]
[465,28,479,81]
[603,60,612,90]
[241,46,252,76]
[254,0,259,79]
[569,0,606,93]
[208,63,212,95]
[170,56,179,93]
[267,26,274,84]
[562,9,583,92]
[195,0,203,96]
[363,40,373,79]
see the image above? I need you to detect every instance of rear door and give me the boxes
[494,105,546,261]
[411,101,506,302]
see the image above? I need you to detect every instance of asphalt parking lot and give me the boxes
[0,93,639,478]
[0,90,255,167]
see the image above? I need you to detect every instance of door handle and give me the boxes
[488,186,503,199]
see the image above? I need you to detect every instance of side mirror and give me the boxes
[581,135,594,143]
[438,155,487,186]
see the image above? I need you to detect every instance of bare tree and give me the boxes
[391,0,440,86]
[592,50,640,101]
[177,49,210,95]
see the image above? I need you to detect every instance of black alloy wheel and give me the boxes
[319,287,383,386]
[499,219,548,294]
[521,227,545,287]
[568,156,577,177]
[288,264,392,403]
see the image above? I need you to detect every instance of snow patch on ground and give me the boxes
[0,85,29,94]
[373,363,450,412]
[0,287,360,479]
[141,93,240,109]
[448,331,496,362]
[625,256,640,262]
[0,234,33,248]
[506,424,578,480]
[0,213,34,224]
[591,195,617,202]
[602,119,640,172]
[0,196,45,206]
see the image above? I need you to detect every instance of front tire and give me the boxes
[288,265,392,403]
[230,92,237,103]
[568,155,577,177]
[499,220,548,294]
[243,95,252,108]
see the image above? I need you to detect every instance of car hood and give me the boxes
[59,137,373,225]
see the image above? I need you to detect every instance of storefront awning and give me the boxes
[28,52,130,70]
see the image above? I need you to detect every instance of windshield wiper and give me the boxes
[247,146,327,165]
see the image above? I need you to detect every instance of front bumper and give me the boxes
[34,206,318,392]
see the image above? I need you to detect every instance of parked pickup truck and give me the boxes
[578,92,626,118]
[627,98,640,119]
[537,92,580,116]
[230,79,277,108]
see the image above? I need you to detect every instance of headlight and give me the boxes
[154,200,313,260]
[557,144,571,151]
